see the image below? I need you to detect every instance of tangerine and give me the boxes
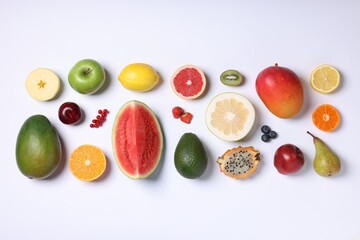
[312,104,340,132]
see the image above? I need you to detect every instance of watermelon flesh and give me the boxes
[112,100,163,179]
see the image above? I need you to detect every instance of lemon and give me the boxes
[118,63,160,92]
[310,64,340,94]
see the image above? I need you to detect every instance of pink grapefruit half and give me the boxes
[171,65,207,100]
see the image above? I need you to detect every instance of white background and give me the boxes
[1,1,360,239]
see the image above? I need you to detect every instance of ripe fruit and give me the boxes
[69,144,107,181]
[307,131,341,177]
[172,106,184,119]
[217,146,260,179]
[310,64,340,94]
[69,144,106,181]
[112,100,163,179]
[220,69,243,86]
[171,65,207,100]
[180,112,193,124]
[68,59,106,94]
[274,144,304,175]
[90,109,109,128]
[269,131,278,139]
[58,102,82,125]
[118,63,160,92]
[205,92,255,141]
[174,133,208,179]
[16,115,62,179]
[260,125,278,142]
[256,64,304,118]
[312,104,340,132]
[25,68,61,101]
[261,125,271,134]
[261,134,270,142]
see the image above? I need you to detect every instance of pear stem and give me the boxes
[307,131,316,139]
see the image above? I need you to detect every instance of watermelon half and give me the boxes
[112,100,164,179]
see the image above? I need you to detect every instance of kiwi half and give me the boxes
[220,69,243,86]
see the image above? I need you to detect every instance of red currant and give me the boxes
[90,108,109,128]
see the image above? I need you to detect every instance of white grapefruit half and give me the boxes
[205,92,255,141]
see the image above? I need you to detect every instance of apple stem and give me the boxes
[85,68,92,75]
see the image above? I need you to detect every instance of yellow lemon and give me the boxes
[310,64,340,94]
[118,63,160,92]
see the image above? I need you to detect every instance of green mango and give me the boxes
[16,115,62,179]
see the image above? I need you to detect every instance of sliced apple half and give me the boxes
[25,68,61,101]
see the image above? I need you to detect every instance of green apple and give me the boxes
[68,59,106,94]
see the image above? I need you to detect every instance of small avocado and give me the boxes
[174,132,208,179]
[16,115,62,179]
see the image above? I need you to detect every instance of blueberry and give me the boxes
[269,131,278,139]
[261,134,270,142]
[261,125,271,134]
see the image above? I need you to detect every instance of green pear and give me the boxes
[307,131,341,177]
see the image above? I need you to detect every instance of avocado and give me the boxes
[16,115,62,179]
[174,132,208,179]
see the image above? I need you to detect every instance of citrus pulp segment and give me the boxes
[171,65,207,99]
[310,64,340,93]
[69,144,107,181]
[312,104,340,132]
[205,92,255,141]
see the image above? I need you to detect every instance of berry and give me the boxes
[90,109,109,128]
[269,131,278,139]
[261,134,270,142]
[261,125,271,134]
[180,112,193,124]
[172,106,184,119]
